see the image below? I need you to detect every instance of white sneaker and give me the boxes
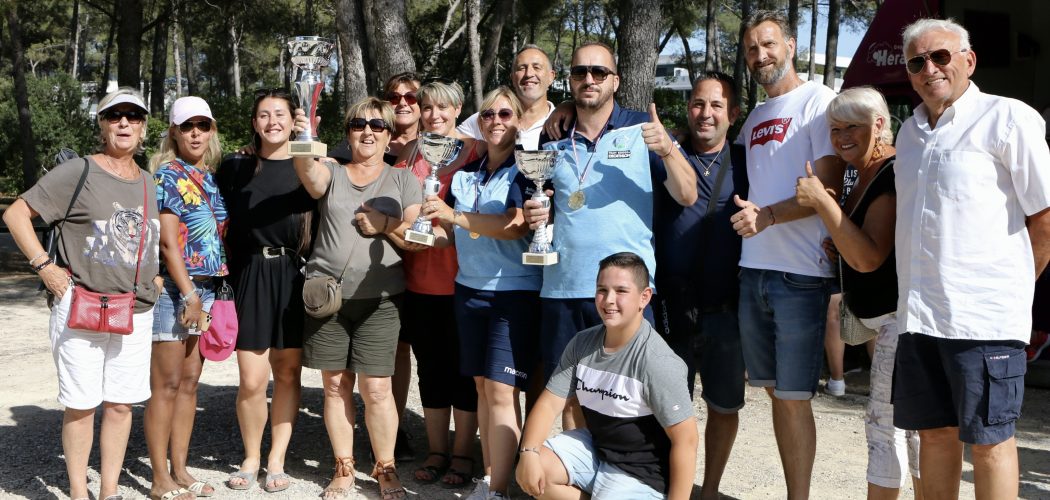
[488,492,511,500]
[465,475,490,500]
[824,378,846,396]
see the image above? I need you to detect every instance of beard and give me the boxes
[574,84,613,110]
[751,58,790,85]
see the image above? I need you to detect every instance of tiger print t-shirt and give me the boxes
[21,157,161,312]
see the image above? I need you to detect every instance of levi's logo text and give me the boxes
[750,118,792,148]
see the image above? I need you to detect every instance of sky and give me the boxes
[661,4,867,63]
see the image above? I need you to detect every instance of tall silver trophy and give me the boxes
[405,132,464,246]
[515,150,559,265]
[287,36,334,157]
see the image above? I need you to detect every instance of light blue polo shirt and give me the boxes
[449,154,542,292]
[540,120,658,298]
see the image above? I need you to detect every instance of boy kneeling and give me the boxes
[516,252,698,499]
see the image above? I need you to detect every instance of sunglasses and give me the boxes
[347,118,390,133]
[905,49,966,74]
[101,109,146,124]
[386,91,418,106]
[569,65,616,82]
[178,120,213,133]
[479,108,514,122]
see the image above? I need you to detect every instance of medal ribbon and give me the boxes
[568,115,613,192]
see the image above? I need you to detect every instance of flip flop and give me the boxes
[225,469,258,490]
[185,480,215,497]
[263,472,292,493]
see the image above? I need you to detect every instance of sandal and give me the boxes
[441,455,475,489]
[371,459,407,499]
[184,480,215,497]
[153,488,192,500]
[225,469,258,490]
[264,472,292,493]
[413,452,449,483]
[321,456,356,499]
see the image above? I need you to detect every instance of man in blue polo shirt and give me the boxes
[653,71,747,500]
[524,41,698,429]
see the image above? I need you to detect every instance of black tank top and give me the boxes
[842,157,897,319]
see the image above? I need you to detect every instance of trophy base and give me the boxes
[523,252,558,266]
[404,230,435,246]
[288,140,327,157]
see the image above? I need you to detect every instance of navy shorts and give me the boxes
[654,294,745,413]
[540,297,655,380]
[892,332,1026,445]
[455,284,540,390]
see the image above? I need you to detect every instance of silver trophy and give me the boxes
[405,132,465,246]
[286,36,334,157]
[515,150,559,265]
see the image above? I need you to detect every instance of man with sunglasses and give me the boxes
[457,45,556,149]
[729,11,844,499]
[892,18,1050,499]
[525,41,697,431]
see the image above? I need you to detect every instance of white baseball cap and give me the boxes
[170,96,215,125]
[97,93,148,115]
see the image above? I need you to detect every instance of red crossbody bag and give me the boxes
[66,174,149,334]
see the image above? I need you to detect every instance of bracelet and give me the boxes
[453,209,464,227]
[519,446,541,456]
[32,257,54,272]
[180,289,198,303]
[27,251,48,266]
[766,206,776,226]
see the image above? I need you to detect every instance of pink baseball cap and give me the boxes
[170,96,215,126]
[200,299,238,361]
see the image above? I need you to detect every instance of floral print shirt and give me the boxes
[154,158,229,276]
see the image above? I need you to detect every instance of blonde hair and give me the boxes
[96,87,148,154]
[148,123,223,173]
[827,87,894,144]
[344,97,396,134]
[417,82,465,109]
[480,86,523,119]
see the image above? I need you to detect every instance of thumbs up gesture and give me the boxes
[642,103,675,158]
[731,194,769,238]
[795,161,834,209]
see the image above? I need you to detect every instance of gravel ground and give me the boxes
[1,273,1049,499]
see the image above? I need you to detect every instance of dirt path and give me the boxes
[2,273,1048,499]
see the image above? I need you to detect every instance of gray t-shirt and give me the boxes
[548,320,693,493]
[306,163,422,299]
[21,157,161,312]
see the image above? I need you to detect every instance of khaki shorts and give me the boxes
[303,294,402,375]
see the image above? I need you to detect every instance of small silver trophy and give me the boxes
[515,150,559,265]
[405,132,464,246]
[286,36,334,157]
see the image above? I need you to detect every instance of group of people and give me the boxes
[4,9,1048,500]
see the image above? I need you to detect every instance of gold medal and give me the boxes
[469,232,480,239]
[568,190,586,210]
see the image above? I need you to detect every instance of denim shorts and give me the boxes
[654,294,744,413]
[892,332,1026,445]
[455,284,540,390]
[545,429,664,499]
[152,276,216,342]
[737,267,831,400]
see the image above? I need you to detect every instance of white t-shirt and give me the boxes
[736,80,838,277]
[895,83,1050,343]
[456,101,555,150]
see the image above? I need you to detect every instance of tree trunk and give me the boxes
[678,22,696,84]
[99,4,117,98]
[336,0,368,107]
[149,1,169,114]
[479,0,512,84]
[733,0,751,107]
[182,1,196,95]
[422,0,462,74]
[116,0,144,88]
[6,5,38,189]
[171,2,181,97]
[616,0,661,111]
[369,0,416,84]
[823,0,839,89]
[306,0,315,34]
[466,0,482,108]
[360,0,380,95]
[808,0,817,81]
[704,0,716,71]
[789,0,799,68]
[229,21,241,98]
[66,0,81,77]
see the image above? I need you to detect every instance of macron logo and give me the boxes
[750,118,792,148]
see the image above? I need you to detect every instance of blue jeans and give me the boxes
[152,276,216,341]
[737,267,831,400]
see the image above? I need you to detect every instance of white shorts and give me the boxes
[49,287,153,409]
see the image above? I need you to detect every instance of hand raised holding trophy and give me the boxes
[515,150,559,265]
[287,36,334,157]
[404,132,465,246]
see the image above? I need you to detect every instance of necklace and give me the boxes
[102,155,138,180]
[469,157,492,239]
[692,144,725,177]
